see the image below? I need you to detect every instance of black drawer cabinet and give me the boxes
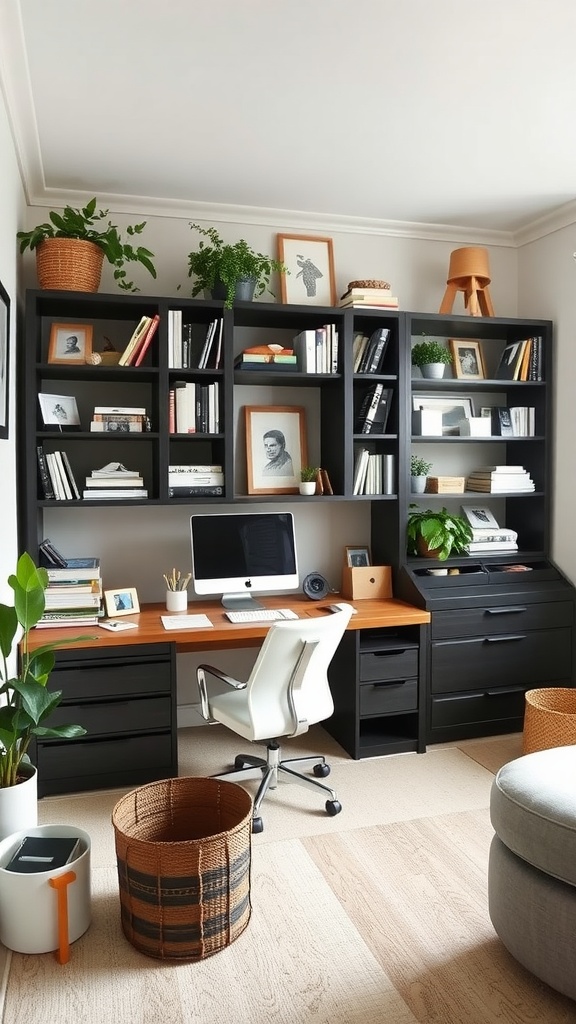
[325,626,425,759]
[32,643,177,797]
[431,628,573,693]
[431,601,574,640]
[431,685,530,731]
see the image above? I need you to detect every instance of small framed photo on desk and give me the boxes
[104,587,140,617]
[345,546,371,568]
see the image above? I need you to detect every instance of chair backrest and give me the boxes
[242,605,353,742]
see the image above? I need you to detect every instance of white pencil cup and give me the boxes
[166,590,188,612]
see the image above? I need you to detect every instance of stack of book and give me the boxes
[234,345,297,371]
[459,506,519,553]
[353,328,391,374]
[339,286,399,310]
[83,462,148,500]
[36,446,81,500]
[466,465,535,493]
[292,325,339,373]
[169,381,220,434]
[354,383,394,434]
[90,406,149,433]
[168,464,224,498]
[118,314,160,367]
[37,554,102,628]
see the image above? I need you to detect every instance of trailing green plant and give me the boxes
[300,466,319,482]
[0,553,90,788]
[16,198,157,292]
[410,455,432,477]
[406,505,473,561]
[187,224,288,308]
[411,337,453,367]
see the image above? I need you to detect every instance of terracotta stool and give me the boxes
[439,246,495,316]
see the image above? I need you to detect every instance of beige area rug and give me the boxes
[3,731,574,1024]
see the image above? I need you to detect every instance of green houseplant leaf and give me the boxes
[187,224,288,308]
[406,505,473,560]
[411,338,453,366]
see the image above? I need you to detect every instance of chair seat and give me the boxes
[210,689,288,742]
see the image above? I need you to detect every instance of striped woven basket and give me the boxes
[36,238,104,292]
[522,687,576,754]
[112,776,253,961]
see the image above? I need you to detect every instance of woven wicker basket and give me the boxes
[112,776,253,961]
[36,238,104,292]
[522,687,576,754]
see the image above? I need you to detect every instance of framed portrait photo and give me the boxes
[104,587,140,617]
[0,277,10,440]
[277,234,336,307]
[412,394,474,436]
[245,405,308,495]
[449,339,485,380]
[48,323,93,364]
[38,392,81,429]
[345,546,371,568]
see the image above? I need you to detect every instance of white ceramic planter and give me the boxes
[0,764,38,842]
[299,481,316,495]
[411,475,427,494]
[421,362,446,379]
[0,823,91,954]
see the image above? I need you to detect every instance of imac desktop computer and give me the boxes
[190,510,299,609]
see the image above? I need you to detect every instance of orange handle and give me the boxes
[48,870,76,964]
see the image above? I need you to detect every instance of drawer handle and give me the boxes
[371,680,408,688]
[485,634,526,643]
[486,687,525,696]
[486,606,527,615]
[367,649,410,658]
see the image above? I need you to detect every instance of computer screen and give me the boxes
[190,511,299,609]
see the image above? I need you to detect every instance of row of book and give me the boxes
[37,446,80,500]
[168,464,224,498]
[353,328,391,374]
[354,383,394,434]
[118,314,160,367]
[292,325,339,373]
[490,406,536,437]
[496,336,543,381]
[339,285,399,310]
[168,312,224,370]
[37,541,102,627]
[353,450,395,496]
[89,405,150,433]
[169,381,221,434]
[466,465,535,494]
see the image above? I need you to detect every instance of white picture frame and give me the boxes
[38,393,81,428]
[461,504,500,529]
[412,394,474,436]
[104,587,140,617]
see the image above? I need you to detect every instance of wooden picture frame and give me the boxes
[38,392,81,428]
[345,546,371,568]
[449,339,485,380]
[104,587,140,617]
[412,394,474,436]
[277,234,336,306]
[0,277,9,440]
[245,405,308,494]
[48,323,93,364]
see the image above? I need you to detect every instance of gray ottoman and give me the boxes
[489,744,576,1001]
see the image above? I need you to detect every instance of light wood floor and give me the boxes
[2,728,576,1024]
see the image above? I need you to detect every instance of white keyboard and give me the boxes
[225,608,299,624]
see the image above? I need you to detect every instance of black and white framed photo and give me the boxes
[38,393,81,429]
[449,339,485,380]
[461,504,500,530]
[412,394,474,436]
[277,234,336,306]
[48,323,93,364]
[345,546,371,568]
[245,405,308,495]
[104,587,140,617]
[0,277,9,440]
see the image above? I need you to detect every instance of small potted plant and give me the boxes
[406,504,473,560]
[299,466,319,495]
[411,337,453,379]
[0,553,89,839]
[187,224,288,308]
[410,455,432,494]
[17,198,157,293]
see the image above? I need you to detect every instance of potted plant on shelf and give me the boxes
[0,553,89,839]
[16,198,157,293]
[410,455,432,494]
[299,466,319,495]
[187,224,288,308]
[411,337,453,379]
[406,505,473,560]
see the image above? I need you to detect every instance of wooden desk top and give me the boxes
[27,594,430,654]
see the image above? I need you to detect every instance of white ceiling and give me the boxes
[3,0,576,244]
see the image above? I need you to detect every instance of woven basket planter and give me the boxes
[112,776,253,961]
[36,238,104,292]
[522,687,576,754]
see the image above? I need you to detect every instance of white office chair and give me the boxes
[196,604,353,832]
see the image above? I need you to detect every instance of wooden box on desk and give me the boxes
[341,565,392,600]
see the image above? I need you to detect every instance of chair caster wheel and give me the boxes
[326,800,342,816]
[252,816,264,833]
[313,762,330,778]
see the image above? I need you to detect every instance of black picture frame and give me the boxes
[0,278,10,440]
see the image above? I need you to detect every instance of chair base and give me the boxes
[212,741,342,832]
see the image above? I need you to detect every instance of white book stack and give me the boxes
[83,462,148,500]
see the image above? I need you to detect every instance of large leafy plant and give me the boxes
[17,198,157,292]
[0,553,88,788]
[187,223,288,308]
[407,505,473,560]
